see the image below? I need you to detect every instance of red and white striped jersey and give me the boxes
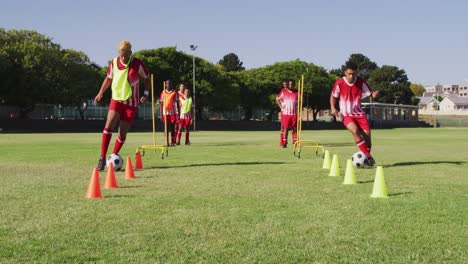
[331,77,372,117]
[160,90,178,115]
[178,91,185,100]
[107,57,149,107]
[180,112,192,119]
[277,88,298,115]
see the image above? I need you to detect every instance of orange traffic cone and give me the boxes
[85,168,102,199]
[125,157,136,180]
[104,163,118,189]
[135,151,143,170]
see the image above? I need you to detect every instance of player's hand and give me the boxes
[94,93,103,106]
[372,90,379,98]
[190,119,193,125]
[331,108,340,117]
[140,96,147,104]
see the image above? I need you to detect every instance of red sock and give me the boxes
[356,140,371,157]
[185,131,190,142]
[112,135,126,154]
[280,132,285,145]
[292,131,297,144]
[177,131,182,143]
[100,128,112,158]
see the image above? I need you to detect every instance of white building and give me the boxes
[439,96,468,111]
[424,83,468,97]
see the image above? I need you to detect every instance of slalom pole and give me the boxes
[151,74,156,147]
[163,81,168,146]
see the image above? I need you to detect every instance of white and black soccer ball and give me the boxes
[107,154,123,171]
[352,151,367,168]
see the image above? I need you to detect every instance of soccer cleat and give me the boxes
[176,142,181,145]
[282,143,287,148]
[185,141,191,145]
[97,157,106,171]
[366,156,376,167]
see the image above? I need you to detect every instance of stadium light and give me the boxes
[190,44,198,131]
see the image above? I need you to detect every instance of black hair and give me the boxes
[344,61,358,71]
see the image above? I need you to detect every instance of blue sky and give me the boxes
[1,0,467,85]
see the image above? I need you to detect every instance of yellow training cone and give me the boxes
[371,166,388,198]
[328,154,340,177]
[322,150,331,169]
[343,159,357,185]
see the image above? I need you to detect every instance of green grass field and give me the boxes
[0,128,467,263]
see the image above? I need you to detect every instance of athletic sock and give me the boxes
[100,128,112,158]
[356,140,372,157]
[280,131,285,145]
[292,131,297,144]
[177,131,182,143]
[185,131,190,142]
[112,135,126,155]
[171,131,176,144]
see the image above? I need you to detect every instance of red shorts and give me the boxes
[342,115,370,131]
[281,114,297,129]
[109,99,138,123]
[179,118,192,127]
[163,114,177,124]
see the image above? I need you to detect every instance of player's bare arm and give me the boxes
[140,76,151,104]
[276,97,283,109]
[94,77,112,105]
[330,95,339,117]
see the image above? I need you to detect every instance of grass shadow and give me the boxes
[148,161,290,169]
[386,161,466,167]
[358,180,374,184]
[388,191,413,197]
[106,194,136,199]
[322,142,356,147]
[198,142,253,147]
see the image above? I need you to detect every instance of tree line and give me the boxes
[0,28,420,120]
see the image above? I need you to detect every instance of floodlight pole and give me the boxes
[190,44,198,131]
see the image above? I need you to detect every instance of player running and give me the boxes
[276,79,298,148]
[330,61,379,166]
[94,40,150,171]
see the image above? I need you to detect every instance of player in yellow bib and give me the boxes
[177,88,193,145]
[94,40,150,171]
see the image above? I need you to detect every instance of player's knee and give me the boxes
[349,127,359,135]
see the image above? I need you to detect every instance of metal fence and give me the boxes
[1,103,275,121]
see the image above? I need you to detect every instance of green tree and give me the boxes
[369,65,415,105]
[218,53,245,72]
[410,83,425,97]
[332,53,378,80]
[237,60,336,121]
[0,29,62,117]
[57,49,102,120]
[135,47,239,120]
[0,28,102,118]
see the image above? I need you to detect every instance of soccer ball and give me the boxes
[352,151,367,168]
[107,154,123,171]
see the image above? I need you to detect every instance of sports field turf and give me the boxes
[0,128,467,263]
